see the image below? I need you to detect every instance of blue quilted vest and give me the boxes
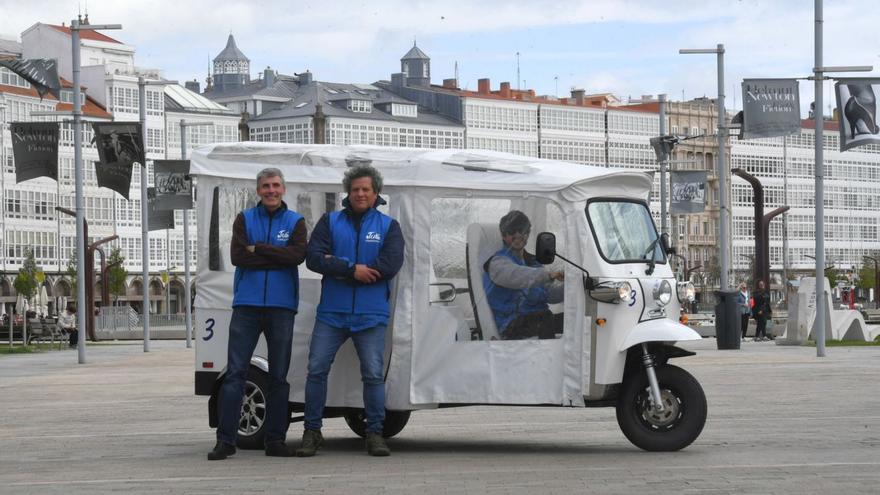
[482,248,549,333]
[232,203,303,311]
[317,208,392,318]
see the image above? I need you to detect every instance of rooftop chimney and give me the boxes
[442,78,458,89]
[500,82,511,98]
[185,79,201,93]
[478,78,490,94]
[571,89,585,105]
[298,71,313,86]
[264,67,275,87]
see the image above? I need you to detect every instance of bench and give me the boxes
[2,319,66,348]
[861,309,880,324]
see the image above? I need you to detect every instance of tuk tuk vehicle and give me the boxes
[191,143,705,452]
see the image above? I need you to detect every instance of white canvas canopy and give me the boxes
[191,143,656,410]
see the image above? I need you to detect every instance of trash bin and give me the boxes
[714,289,741,350]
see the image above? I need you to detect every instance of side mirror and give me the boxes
[535,232,556,264]
[660,232,675,255]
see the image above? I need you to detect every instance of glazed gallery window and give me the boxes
[429,196,567,342]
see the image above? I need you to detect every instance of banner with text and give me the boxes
[670,170,707,214]
[0,59,61,99]
[153,160,192,210]
[147,187,175,231]
[741,79,801,139]
[835,78,880,152]
[92,122,144,199]
[10,122,59,183]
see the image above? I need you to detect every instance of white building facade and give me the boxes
[2,23,239,315]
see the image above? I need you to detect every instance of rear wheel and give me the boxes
[344,409,411,439]
[616,364,706,451]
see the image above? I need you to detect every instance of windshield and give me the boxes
[586,200,665,264]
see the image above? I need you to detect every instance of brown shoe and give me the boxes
[365,432,390,457]
[295,429,324,457]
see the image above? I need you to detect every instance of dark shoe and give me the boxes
[295,429,323,457]
[265,441,295,457]
[207,441,236,461]
[365,432,390,457]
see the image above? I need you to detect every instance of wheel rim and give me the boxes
[238,380,266,437]
[635,387,682,430]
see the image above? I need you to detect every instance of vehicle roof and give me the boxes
[189,142,653,200]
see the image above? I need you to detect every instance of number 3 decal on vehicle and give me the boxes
[628,290,637,307]
[203,318,215,341]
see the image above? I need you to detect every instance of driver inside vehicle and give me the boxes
[483,210,564,340]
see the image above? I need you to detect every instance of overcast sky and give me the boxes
[2,0,879,114]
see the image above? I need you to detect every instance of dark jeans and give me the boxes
[502,310,563,340]
[740,313,750,339]
[304,321,386,434]
[67,329,78,347]
[217,306,296,447]
[755,315,768,339]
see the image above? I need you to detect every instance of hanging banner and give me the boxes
[153,160,192,210]
[147,187,175,231]
[0,58,61,99]
[92,122,144,199]
[741,79,801,139]
[10,122,59,183]
[835,78,880,152]
[670,170,707,214]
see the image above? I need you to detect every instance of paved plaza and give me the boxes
[0,338,878,494]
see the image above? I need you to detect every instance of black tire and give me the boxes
[232,368,269,450]
[616,364,707,451]
[344,409,411,439]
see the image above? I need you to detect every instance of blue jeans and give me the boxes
[304,320,386,433]
[217,306,295,446]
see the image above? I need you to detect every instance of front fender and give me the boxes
[618,318,701,352]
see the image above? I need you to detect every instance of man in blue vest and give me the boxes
[296,164,404,457]
[484,210,564,340]
[208,167,307,460]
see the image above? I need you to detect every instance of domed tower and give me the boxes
[401,42,430,87]
[212,33,250,92]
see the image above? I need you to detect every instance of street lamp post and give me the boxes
[71,18,122,364]
[179,119,212,349]
[810,0,873,357]
[680,44,729,290]
[138,77,176,352]
[658,94,669,236]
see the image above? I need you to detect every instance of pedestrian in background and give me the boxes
[737,283,750,341]
[752,280,772,342]
[58,303,77,348]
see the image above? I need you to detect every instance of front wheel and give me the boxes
[344,409,411,439]
[616,364,707,451]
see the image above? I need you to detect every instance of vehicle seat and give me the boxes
[465,223,502,341]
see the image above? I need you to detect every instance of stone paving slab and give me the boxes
[0,338,878,494]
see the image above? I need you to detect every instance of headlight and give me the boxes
[590,281,633,304]
[677,281,695,303]
[653,279,672,306]
[617,281,633,304]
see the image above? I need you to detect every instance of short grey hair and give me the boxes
[343,164,383,194]
[256,167,285,185]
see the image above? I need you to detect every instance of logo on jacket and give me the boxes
[365,231,381,243]
[276,229,290,242]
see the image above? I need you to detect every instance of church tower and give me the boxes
[401,42,430,87]
[212,34,250,92]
